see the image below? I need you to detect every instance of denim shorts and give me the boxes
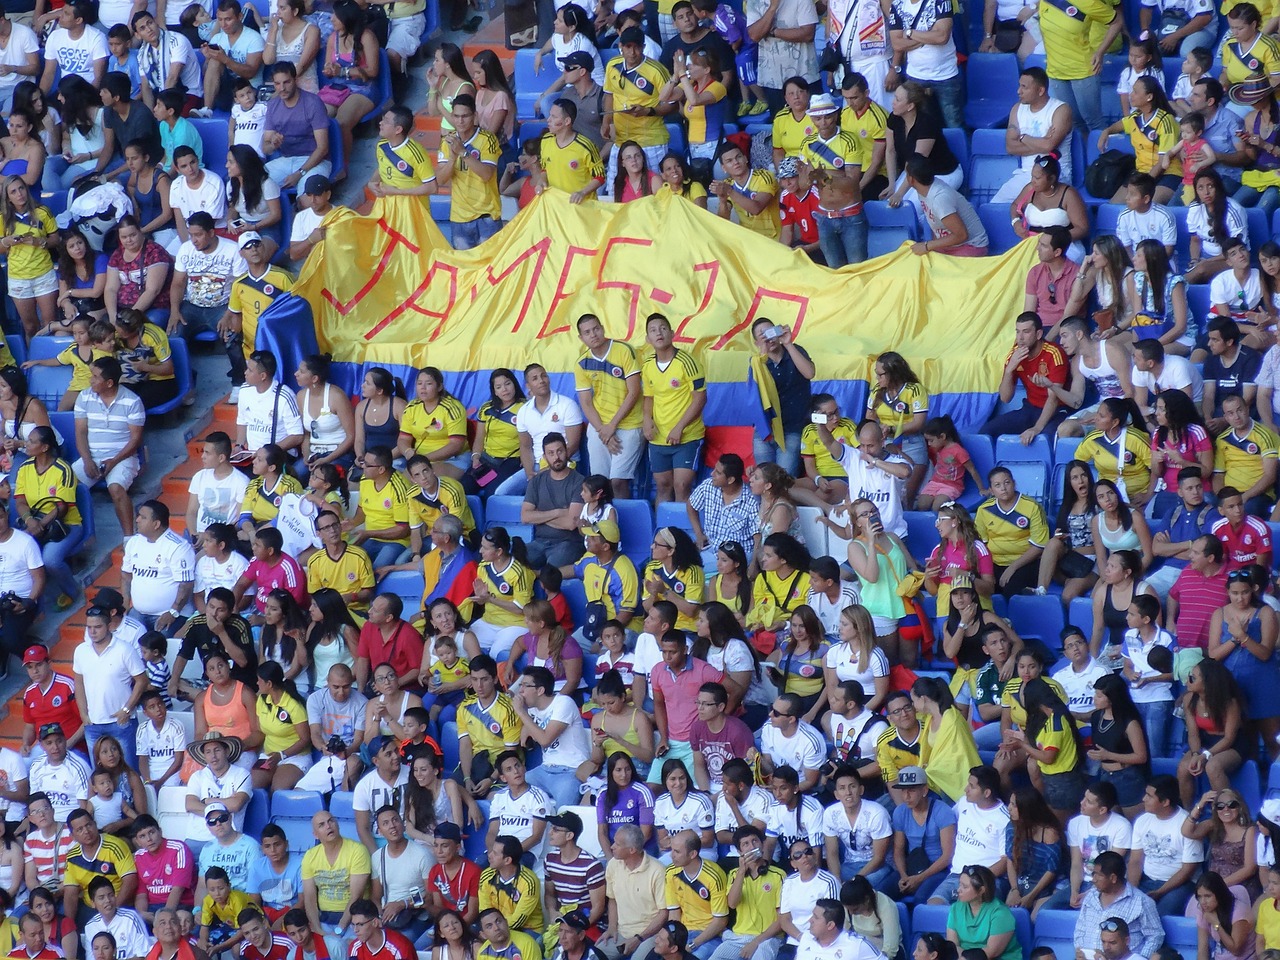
[649,438,701,474]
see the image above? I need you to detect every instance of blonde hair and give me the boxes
[840,604,877,673]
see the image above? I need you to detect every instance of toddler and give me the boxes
[229,79,267,154]
[1171,47,1212,113]
[915,414,985,510]
[1161,111,1217,203]
[21,315,107,410]
[88,767,136,834]
[425,633,470,725]
[139,631,175,708]
[578,473,617,529]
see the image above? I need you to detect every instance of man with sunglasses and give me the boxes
[758,694,824,793]
[223,234,293,397]
[194,801,258,902]
[1074,853,1163,958]
[777,837,838,955]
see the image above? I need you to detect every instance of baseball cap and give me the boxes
[896,765,927,787]
[38,723,64,740]
[808,93,839,116]
[92,587,125,614]
[434,822,462,842]
[619,26,646,46]
[204,801,230,821]
[582,517,621,544]
[559,51,594,71]
[237,231,264,250]
[776,157,799,179]
[302,174,333,196]
[555,913,590,931]
[549,811,583,838]
[22,645,49,665]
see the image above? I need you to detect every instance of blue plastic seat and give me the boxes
[996,433,1053,466]
[1006,462,1049,505]
[378,568,424,613]
[5,335,24,366]
[359,51,393,125]
[911,904,949,937]
[1233,762,1262,813]
[77,480,94,547]
[903,511,941,560]
[964,54,1019,129]
[28,365,72,408]
[978,203,1022,255]
[561,578,587,631]
[656,500,695,534]
[1067,595,1093,636]
[1268,761,1280,799]
[27,335,71,361]
[144,339,191,416]
[1246,207,1269,249]
[243,788,269,839]
[517,120,549,149]
[273,817,318,855]
[1094,203,1123,237]
[514,49,558,118]
[866,200,920,257]
[1034,910,1078,960]
[1011,908,1033,960]
[665,123,686,158]
[942,128,968,179]
[1008,595,1067,651]
[441,720,460,773]
[485,495,524,528]
[329,791,356,821]
[1162,917,1199,955]
[189,117,230,174]
[961,434,997,487]
[1055,435,1083,465]
[328,116,346,179]
[270,789,324,821]
[1185,283,1213,324]
[616,498,655,567]
[48,411,75,460]
[968,130,1019,206]
[40,190,68,217]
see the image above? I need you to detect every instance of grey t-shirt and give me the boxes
[524,467,584,545]
[919,180,988,249]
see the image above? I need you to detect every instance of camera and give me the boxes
[0,593,26,620]
[326,735,348,758]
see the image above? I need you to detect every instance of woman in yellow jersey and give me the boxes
[664,49,727,163]
[706,540,751,626]
[746,532,812,648]
[468,526,535,659]
[471,368,526,492]
[771,78,814,166]
[659,152,708,208]
[766,604,829,721]
[867,351,929,506]
[238,443,304,538]
[113,307,178,410]
[13,424,82,609]
[1012,678,1085,821]
[1220,4,1280,110]
[398,367,470,478]
[642,527,705,630]
[252,661,313,790]
[0,175,57,340]
[1097,77,1181,203]
[1075,398,1153,504]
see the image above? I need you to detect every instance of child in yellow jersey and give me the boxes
[425,632,470,725]
[21,315,108,410]
[1016,677,1085,816]
[199,867,253,954]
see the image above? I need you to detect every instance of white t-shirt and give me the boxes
[764,795,825,859]
[371,840,430,905]
[290,205,325,245]
[173,237,247,308]
[1067,811,1133,870]
[44,25,108,82]
[121,529,196,615]
[228,176,282,226]
[822,800,892,870]
[185,763,252,842]
[837,444,909,538]
[760,722,827,773]
[714,786,773,857]
[232,101,269,153]
[653,792,715,853]
[237,383,304,451]
[85,909,154,960]
[1131,354,1205,406]
[29,753,91,823]
[528,694,591,768]
[1120,627,1175,703]
[1051,659,1110,716]
[195,551,249,599]
[0,529,42,595]
[274,493,323,559]
[0,23,39,104]
[513,392,585,463]
[1116,205,1178,255]
[797,932,885,960]
[189,467,250,531]
[779,869,840,943]
[72,637,146,723]
[824,710,888,767]
[1132,808,1203,881]
[951,799,1010,873]
[169,171,229,228]
[489,784,553,849]
[136,716,189,780]
[352,767,410,838]
[0,749,29,821]
[1209,267,1264,317]
[1186,199,1249,258]
[807,583,861,637]
[824,643,890,697]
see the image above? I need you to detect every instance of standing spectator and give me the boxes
[652,632,724,773]
[72,357,145,537]
[886,0,960,128]
[121,500,196,633]
[575,314,644,500]
[261,63,331,189]
[73,606,148,768]
[601,29,673,190]
[1038,0,1117,137]
[437,97,503,251]
[642,315,706,505]
[0,12,39,115]
[749,319,813,474]
[745,0,818,114]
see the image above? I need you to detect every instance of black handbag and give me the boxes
[993,19,1024,51]
[27,498,69,544]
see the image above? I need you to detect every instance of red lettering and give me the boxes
[488,238,552,334]
[672,260,720,344]
[595,236,655,340]
[322,218,421,319]
[712,287,809,350]
[362,260,460,342]
[540,244,600,339]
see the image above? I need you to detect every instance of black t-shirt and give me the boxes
[105,102,162,167]
[178,614,259,686]
[887,111,959,177]
[659,30,736,79]
[765,345,814,433]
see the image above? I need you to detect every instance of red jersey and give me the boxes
[241,934,293,960]
[779,186,820,245]
[245,555,307,614]
[289,940,330,960]
[1211,515,1273,571]
[9,947,66,960]
[1009,341,1069,410]
[427,858,481,916]
[347,931,416,960]
[22,673,81,741]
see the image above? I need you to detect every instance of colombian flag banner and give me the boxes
[291,189,1039,423]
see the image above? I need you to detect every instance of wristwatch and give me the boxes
[168,608,180,618]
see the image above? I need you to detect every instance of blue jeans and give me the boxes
[1177,26,1217,54]
[452,216,503,250]
[85,719,139,769]
[843,861,897,892]
[909,72,963,128]
[41,523,85,600]
[753,430,803,477]
[1050,75,1103,138]
[1233,182,1280,217]
[178,302,226,336]
[687,935,722,960]
[528,763,585,810]
[364,538,408,568]
[1136,699,1174,759]
[817,210,868,268]
[1140,873,1195,916]
[972,722,1004,749]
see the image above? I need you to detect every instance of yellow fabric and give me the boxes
[479,865,544,933]
[642,559,705,629]
[256,690,307,754]
[725,169,781,239]
[65,834,136,904]
[1257,897,1280,951]
[801,417,859,478]
[241,474,304,525]
[201,889,251,928]
[401,395,468,456]
[1076,427,1153,495]
[1036,713,1079,775]
[290,192,1043,393]
[1122,110,1181,176]
[5,205,55,279]
[750,351,785,451]
[57,345,111,390]
[1001,675,1068,729]
[975,494,1050,567]
[772,109,816,159]
[358,472,413,545]
[306,543,375,608]
[539,132,606,194]
[463,558,534,627]
[918,706,980,801]
[1215,422,1279,490]
[407,474,476,535]
[15,457,81,526]
[229,266,293,361]
[727,865,787,937]
[444,128,502,222]
[478,400,523,460]
[841,101,889,176]
[1039,0,1116,81]
[664,861,729,930]
[300,839,371,913]
[376,137,436,190]
[575,339,644,430]
[457,690,522,757]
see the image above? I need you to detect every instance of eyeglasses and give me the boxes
[243,239,262,249]
[205,814,230,825]
[316,523,340,533]
[1228,570,1252,582]
[887,705,914,716]
[790,847,815,859]
[1216,800,1241,810]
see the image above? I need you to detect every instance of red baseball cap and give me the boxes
[22,645,48,665]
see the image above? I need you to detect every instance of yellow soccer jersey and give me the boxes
[869,382,929,437]
[408,475,476,535]
[444,128,502,223]
[575,340,643,430]
[1077,427,1153,496]
[478,400,524,460]
[841,101,889,176]
[376,136,436,191]
[401,395,468,457]
[772,109,816,159]
[575,554,640,619]
[975,495,1051,568]
[458,689,522,757]
[1038,0,1117,81]
[801,417,859,478]
[664,861,729,931]
[799,131,867,174]
[229,266,293,361]
[15,456,81,526]
[641,559,704,630]
[1220,32,1280,106]
[1215,422,1280,491]
[358,472,413,545]
[473,557,535,627]
[241,474,304,525]
[724,169,781,239]
[539,132,606,194]
[1122,109,1181,177]
[604,56,671,147]
[642,349,707,445]
[306,543,375,606]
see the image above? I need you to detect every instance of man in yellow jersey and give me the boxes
[796,92,866,267]
[1039,0,1118,135]
[369,104,437,200]
[220,232,292,389]
[642,313,707,504]
[839,72,891,199]
[437,94,503,250]
[974,466,1050,598]
[458,654,521,799]
[712,140,781,239]
[575,313,644,499]
[603,27,674,189]
[307,511,375,612]
[799,394,856,506]
[535,99,606,203]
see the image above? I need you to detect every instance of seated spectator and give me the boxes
[98,72,159,182]
[1187,171,1250,284]
[1116,174,1178,261]
[1130,774,1204,915]
[1210,485,1274,570]
[995,68,1075,206]
[301,811,371,954]
[223,146,282,251]
[1024,228,1082,337]
[1212,394,1278,517]
[169,147,228,243]
[478,908,540,960]
[113,307,178,410]
[456,655,520,802]
[1043,782,1131,910]
[822,765,893,887]
[663,830,729,960]
[168,211,245,340]
[106,217,173,327]
[889,765,956,903]
[260,0,320,92]
[944,865,1020,960]
[195,0,263,115]
[480,835,544,936]
[586,670,655,783]
[1075,859,1164,957]
[13,425,83,610]
[150,93,201,177]
[1182,789,1260,901]
[464,528,534,659]
[288,175,336,261]
[905,156,988,258]
[912,678,980,803]
[1186,872,1255,960]
[1209,241,1268,353]
[927,766,1010,905]
[597,752,655,851]
[261,63,331,189]
[981,312,1069,440]
[64,807,138,924]
[84,876,153,960]
[1175,659,1246,810]
[1206,564,1280,755]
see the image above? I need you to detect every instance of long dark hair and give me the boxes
[1092,672,1143,729]
[1190,657,1241,728]
[482,525,528,566]
[1095,479,1134,529]
[57,75,98,135]
[1196,871,1236,933]
[761,532,810,573]
[1022,677,1082,761]
[1261,240,1280,306]
[558,2,597,43]
[1155,389,1206,447]
[435,40,470,81]
[13,82,47,123]
[404,750,444,833]
[1010,785,1064,871]
[256,659,300,704]
[1055,458,1097,532]
[1193,169,1230,248]
[1133,75,1174,116]
[431,909,477,953]
[306,587,358,655]
[471,49,514,99]
[692,600,762,680]
[1136,238,1174,315]
[715,540,752,613]
[56,226,95,282]
[261,588,308,673]
[365,366,406,400]
[613,139,655,201]
[227,143,269,215]
[487,367,525,408]
[604,751,639,808]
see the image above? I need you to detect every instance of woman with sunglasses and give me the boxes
[1009,154,1088,262]
[945,864,1021,960]
[1183,792,1261,901]
[1207,567,1280,760]
[1177,658,1247,811]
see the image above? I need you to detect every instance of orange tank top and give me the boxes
[203,680,253,741]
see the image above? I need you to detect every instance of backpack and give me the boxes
[1085,149,1136,200]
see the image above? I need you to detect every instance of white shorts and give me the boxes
[279,752,315,772]
[74,454,141,491]
[471,619,526,659]
[387,13,425,60]
[10,268,58,299]
[586,426,645,481]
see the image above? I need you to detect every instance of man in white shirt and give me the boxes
[1129,774,1203,915]
[73,607,148,770]
[352,738,409,853]
[816,418,910,538]
[368,807,430,942]
[168,212,247,338]
[822,766,892,885]
[0,11,39,114]
[121,499,196,634]
[795,899,884,960]
[1115,174,1178,261]
[168,147,228,243]
[196,0,265,114]
[287,175,337,262]
[500,362,585,496]
[511,666,592,811]
[993,68,1074,205]
[485,750,553,861]
[757,693,825,792]
[805,556,860,639]
[28,724,91,824]
[0,509,43,676]
[39,0,107,89]
[84,875,155,960]
[713,759,771,860]
[928,765,1010,904]
[134,12,201,108]
[184,733,253,856]
[1044,780,1132,910]
[235,351,304,454]
[1132,339,1205,420]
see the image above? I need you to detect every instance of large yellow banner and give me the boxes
[294,190,1039,394]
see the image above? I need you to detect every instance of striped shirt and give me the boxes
[686,479,761,562]
[240,933,294,960]
[544,850,605,910]
[73,385,145,462]
[24,826,73,892]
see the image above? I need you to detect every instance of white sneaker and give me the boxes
[191,107,214,118]
[229,385,242,404]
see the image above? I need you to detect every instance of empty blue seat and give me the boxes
[866,200,919,256]
[1068,595,1093,637]
[1007,595,1067,650]
[942,128,968,179]
[911,904,949,937]
[996,433,1053,466]
[615,498,655,566]
[1233,762,1262,813]
[27,335,71,361]
[40,190,68,217]
[1034,910,1077,960]
[1246,207,1269,249]
[1185,283,1212,324]
[329,791,356,821]
[656,500,695,533]
[28,365,71,408]
[5,335,24,366]
[271,789,324,821]
[243,789,269,839]
[968,130,1019,206]
[485,495,524,528]
[978,203,1022,255]
[964,54,1019,129]
[1162,917,1199,955]
[359,50,393,125]
[961,434,997,486]
[903,511,941,559]
[517,120,549,149]
[441,721,460,773]
[561,578,587,631]
[144,339,191,416]
[189,117,230,173]
[1094,203,1122,237]
[467,495,485,531]
[378,569,424,613]
[272,817,317,855]
[1006,462,1049,504]
[665,123,686,157]
[1055,435,1083,465]
[1011,908,1033,960]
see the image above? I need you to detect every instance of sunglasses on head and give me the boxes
[1099,920,1124,933]
[1228,570,1253,582]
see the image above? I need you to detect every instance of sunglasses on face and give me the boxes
[769,707,793,718]
[206,814,230,825]
[790,847,814,859]
[1216,800,1241,810]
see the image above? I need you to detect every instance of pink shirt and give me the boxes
[927,539,994,586]
[136,838,196,907]
[1168,565,1229,649]
[928,442,971,489]
[245,554,307,613]
[1152,424,1211,492]
[651,656,724,741]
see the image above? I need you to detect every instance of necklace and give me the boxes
[1096,715,1115,733]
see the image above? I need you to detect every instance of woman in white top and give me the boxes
[1065,235,1139,334]
[1010,155,1089,262]
[48,76,105,191]
[194,523,250,612]
[364,663,423,741]
[262,0,322,92]
[295,353,355,472]
[225,145,283,253]
[693,601,766,719]
[1186,169,1249,283]
[823,603,890,712]
[652,758,717,864]
[532,3,605,117]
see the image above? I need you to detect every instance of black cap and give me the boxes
[91,587,125,614]
[559,51,594,71]
[549,810,583,838]
[434,822,462,842]
[303,174,333,196]
[38,723,63,740]
[619,26,646,46]
[555,913,590,931]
